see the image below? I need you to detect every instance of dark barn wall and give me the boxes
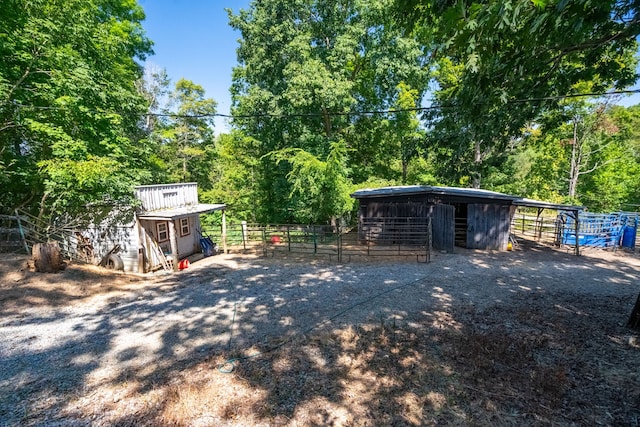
[467,204,512,250]
[357,195,513,251]
[358,198,455,252]
[431,204,455,252]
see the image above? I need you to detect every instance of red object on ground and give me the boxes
[178,259,190,270]
[271,235,281,244]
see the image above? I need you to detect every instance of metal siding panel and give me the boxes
[135,183,199,212]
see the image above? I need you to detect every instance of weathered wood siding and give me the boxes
[358,200,455,252]
[431,204,455,253]
[81,223,140,273]
[139,216,201,261]
[135,183,198,211]
[466,204,511,250]
[176,216,199,256]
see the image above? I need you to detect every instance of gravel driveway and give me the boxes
[1,247,639,425]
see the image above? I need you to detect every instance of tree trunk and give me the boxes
[472,140,482,189]
[32,242,66,273]
[568,118,580,198]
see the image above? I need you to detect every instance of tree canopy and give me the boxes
[0,0,153,221]
[2,0,640,226]
[228,0,428,222]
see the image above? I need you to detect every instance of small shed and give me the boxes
[351,185,581,252]
[135,183,225,271]
[79,183,225,273]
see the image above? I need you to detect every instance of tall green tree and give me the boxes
[228,0,428,223]
[493,103,640,212]
[0,0,152,221]
[397,0,639,188]
[157,79,217,188]
[203,131,262,223]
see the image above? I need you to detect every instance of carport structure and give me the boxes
[513,198,583,255]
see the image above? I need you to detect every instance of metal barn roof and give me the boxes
[351,185,518,201]
[350,185,582,212]
[137,203,226,220]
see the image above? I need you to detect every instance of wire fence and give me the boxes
[202,221,432,263]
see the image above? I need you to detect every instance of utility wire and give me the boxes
[217,273,433,374]
[2,89,639,121]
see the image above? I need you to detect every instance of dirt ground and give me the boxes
[1,244,640,426]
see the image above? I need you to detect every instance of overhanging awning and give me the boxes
[137,203,226,220]
[513,198,583,212]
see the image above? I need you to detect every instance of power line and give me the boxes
[3,89,639,120]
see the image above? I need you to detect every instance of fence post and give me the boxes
[222,210,228,254]
[574,212,581,256]
[287,225,291,252]
[15,210,29,254]
[262,228,267,256]
[313,228,317,254]
[538,218,544,241]
[241,221,247,250]
[337,227,342,263]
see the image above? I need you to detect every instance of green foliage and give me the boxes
[398,0,639,188]
[268,141,354,223]
[202,131,262,223]
[491,103,640,212]
[228,0,428,223]
[0,0,152,220]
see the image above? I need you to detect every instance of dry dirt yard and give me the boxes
[1,243,640,426]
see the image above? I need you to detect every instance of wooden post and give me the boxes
[313,228,317,254]
[241,220,247,250]
[222,210,227,254]
[337,226,342,263]
[535,208,543,241]
[14,210,29,254]
[168,220,179,271]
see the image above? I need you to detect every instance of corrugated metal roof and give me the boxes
[350,185,582,211]
[350,185,518,201]
[513,198,583,212]
[137,203,226,220]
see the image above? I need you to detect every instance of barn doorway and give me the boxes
[453,203,468,248]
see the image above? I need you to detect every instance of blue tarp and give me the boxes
[561,212,638,249]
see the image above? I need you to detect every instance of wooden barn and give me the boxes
[351,185,576,252]
[78,183,225,273]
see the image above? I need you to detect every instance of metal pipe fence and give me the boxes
[511,209,640,251]
[202,220,432,263]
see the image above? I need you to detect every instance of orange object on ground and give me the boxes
[271,235,281,244]
[178,259,190,270]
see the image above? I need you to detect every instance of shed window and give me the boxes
[156,222,169,242]
[180,218,190,237]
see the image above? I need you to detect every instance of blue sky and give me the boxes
[139,0,251,132]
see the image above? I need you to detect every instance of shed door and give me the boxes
[467,204,511,250]
[431,204,455,253]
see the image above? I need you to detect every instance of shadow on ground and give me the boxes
[1,245,639,425]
